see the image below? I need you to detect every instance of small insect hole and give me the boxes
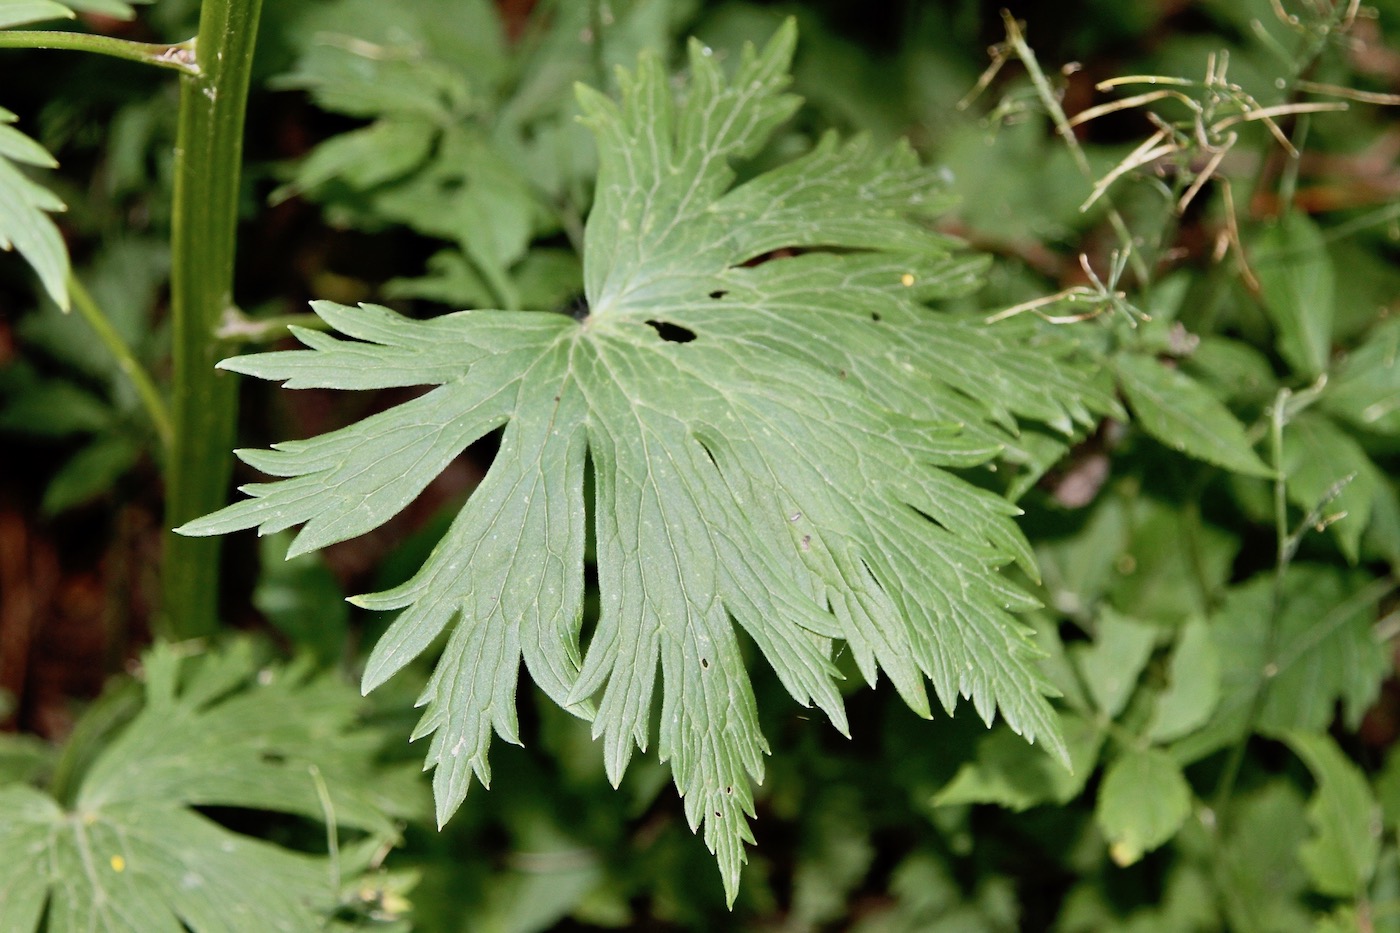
[870,312,882,322]
[714,810,722,818]
[724,786,733,795]
[645,320,697,343]
[700,657,710,670]
[708,289,728,300]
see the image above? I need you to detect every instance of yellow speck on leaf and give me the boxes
[110,855,126,872]
[900,273,915,287]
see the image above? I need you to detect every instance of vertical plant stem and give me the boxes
[162,0,264,639]
[1001,12,1150,285]
[1211,389,1290,819]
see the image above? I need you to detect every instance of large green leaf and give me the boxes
[0,640,418,932]
[182,24,1114,899]
[0,107,68,309]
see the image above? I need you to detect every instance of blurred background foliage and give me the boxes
[1,0,1399,930]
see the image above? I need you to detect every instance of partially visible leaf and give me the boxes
[0,0,74,28]
[1284,731,1382,899]
[275,118,436,200]
[1071,608,1156,719]
[40,432,141,514]
[1283,412,1380,563]
[1057,861,1217,933]
[1323,316,1400,437]
[0,732,51,785]
[932,713,1103,811]
[272,0,501,120]
[0,107,68,309]
[0,377,111,436]
[1218,782,1313,933]
[1095,747,1192,866]
[0,0,151,29]
[253,532,350,664]
[0,640,419,933]
[1115,353,1273,477]
[1172,566,1388,764]
[18,236,169,383]
[1145,617,1220,744]
[1183,336,1277,407]
[847,850,1020,933]
[386,247,582,312]
[61,0,151,16]
[1255,211,1334,379]
[787,785,874,930]
[1039,490,1239,625]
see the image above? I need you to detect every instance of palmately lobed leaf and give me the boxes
[0,640,418,932]
[181,21,1115,901]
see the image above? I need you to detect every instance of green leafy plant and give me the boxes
[0,639,421,931]
[180,22,1117,898]
[2,0,1399,927]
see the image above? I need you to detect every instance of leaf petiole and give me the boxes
[0,31,197,74]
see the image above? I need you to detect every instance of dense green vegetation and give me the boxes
[0,0,1397,929]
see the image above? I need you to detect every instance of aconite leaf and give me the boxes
[181,22,1115,901]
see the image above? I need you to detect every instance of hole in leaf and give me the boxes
[564,296,589,321]
[870,312,882,322]
[700,657,710,670]
[708,289,728,300]
[645,320,696,343]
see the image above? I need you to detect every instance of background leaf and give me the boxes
[1071,608,1156,719]
[1284,731,1382,899]
[1114,353,1273,478]
[0,640,421,932]
[1255,211,1334,379]
[0,0,74,28]
[0,107,69,308]
[1095,747,1192,866]
[1145,617,1220,744]
[1172,566,1388,764]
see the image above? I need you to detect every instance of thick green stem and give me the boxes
[0,31,197,73]
[161,0,264,639]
